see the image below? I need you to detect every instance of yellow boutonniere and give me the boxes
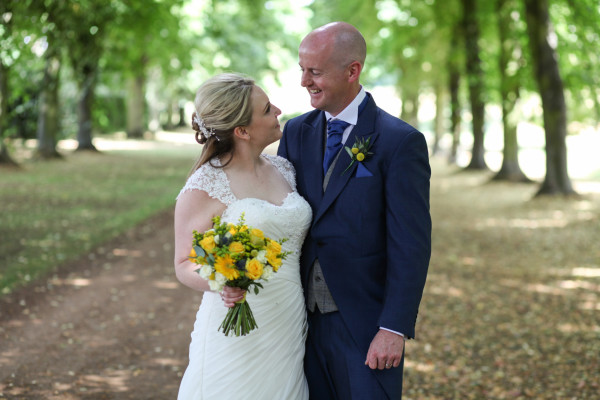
[342,136,374,175]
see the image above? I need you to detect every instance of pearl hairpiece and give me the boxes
[193,113,219,141]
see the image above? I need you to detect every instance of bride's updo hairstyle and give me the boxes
[189,73,255,174]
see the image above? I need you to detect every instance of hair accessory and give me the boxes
[193,113,219,141]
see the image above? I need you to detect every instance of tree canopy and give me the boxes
[1,0,599,195]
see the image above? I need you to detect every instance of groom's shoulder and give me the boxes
[286,109,321,129]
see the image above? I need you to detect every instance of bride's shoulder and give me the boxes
[263,154,297,189]
[177,159,233,204]
[263,154,295,172]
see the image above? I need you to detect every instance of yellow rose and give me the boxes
[229,241,245,255]
[200,236,216,253]
[214,254,239,280]
[189,247,197,258]
[250,229,265,246]
[351,147,359,155]
[266,240,282,254]
[356,153,365,162]
[267,253,282,271]
[246,258,264,280]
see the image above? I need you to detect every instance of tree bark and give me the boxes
[400,87,419,129]
[76,64,98,151]
[126,74,146,138]
[462,0,488,170]
[431,83,444,157]
[36,47,62,159]
[524,0,575,195]
[493,0,530,182]
[447,22,462,165]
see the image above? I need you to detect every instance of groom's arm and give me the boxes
[366,128,431,370]
[378,129,432,338]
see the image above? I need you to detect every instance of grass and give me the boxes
[0,137,198,294]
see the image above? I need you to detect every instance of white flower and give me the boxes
[214,234,220,244]
[256,250,267,264]
[214,272,227,285]
[198,265,212,280]
[208,280,223,291]
[262,265,274,281]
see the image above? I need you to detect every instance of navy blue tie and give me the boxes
[323,119,350,175]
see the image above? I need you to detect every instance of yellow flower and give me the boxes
[267,252,282,271]
[200,236,216,253]
[229,241,245,255]
[351,147,359,155]
[189,247,207,264]
[356,153,365,162]
[214,254,239,280]
[228,224,237,235]
[246,258,264,280]
[250,229,265,246]
[266,240,282,254]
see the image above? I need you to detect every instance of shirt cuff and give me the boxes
[380,327,404,337]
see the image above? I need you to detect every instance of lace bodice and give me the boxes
[178,154,312,252]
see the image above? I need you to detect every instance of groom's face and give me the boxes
[299,38,353,116]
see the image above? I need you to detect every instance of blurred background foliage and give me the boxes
[0,0,598,188]
[1,0,599,194]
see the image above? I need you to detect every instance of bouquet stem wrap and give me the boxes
[219,292,257,336]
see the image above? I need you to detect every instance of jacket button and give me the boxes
[317,241,325,247]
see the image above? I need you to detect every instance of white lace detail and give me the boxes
[177,158,236,205]
[177,154,297,204]
[262,154,297,191]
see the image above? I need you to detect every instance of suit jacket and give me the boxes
[278,93,431,353]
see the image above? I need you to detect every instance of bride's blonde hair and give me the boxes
[188,73,255,175]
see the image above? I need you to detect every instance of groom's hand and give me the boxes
[365,329,405,370]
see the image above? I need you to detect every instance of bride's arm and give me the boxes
[174,189,226,292]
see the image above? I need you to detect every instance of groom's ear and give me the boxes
[347,61,362,83]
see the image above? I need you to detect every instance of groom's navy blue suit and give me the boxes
[278,92,431,399]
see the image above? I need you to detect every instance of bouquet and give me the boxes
[188,213,290,337]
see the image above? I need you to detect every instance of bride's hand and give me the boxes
[220,287,246,308]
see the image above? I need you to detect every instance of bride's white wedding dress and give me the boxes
[177,154,312,400]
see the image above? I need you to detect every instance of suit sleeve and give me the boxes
[378,130,432,339]
[277,121,290,159]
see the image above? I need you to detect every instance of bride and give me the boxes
[174,73,311,399]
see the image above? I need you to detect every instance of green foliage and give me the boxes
[0,143,196,293]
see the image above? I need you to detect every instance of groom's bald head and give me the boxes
[301,22,366,70]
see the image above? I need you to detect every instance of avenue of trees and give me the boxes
[1,0,599,196]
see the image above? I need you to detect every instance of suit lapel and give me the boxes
[301,114,326,207]
[314,95,379,225]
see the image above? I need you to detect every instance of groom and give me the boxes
[278,22,431,399]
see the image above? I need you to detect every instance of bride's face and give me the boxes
[244,86,282,146]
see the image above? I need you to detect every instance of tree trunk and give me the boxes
[431,83,444,157]
[36,47,62,159]
[126,75,146,138]
[493,0,530,182]
[524,0,575,196]
[462,0,488,170]
[400,88,419,129]
[0,8,18,166]
[447,22,462,165]
[177,103,186,127]
[76,64,98,151]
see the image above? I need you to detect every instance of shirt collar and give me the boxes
[324,87,366,126]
